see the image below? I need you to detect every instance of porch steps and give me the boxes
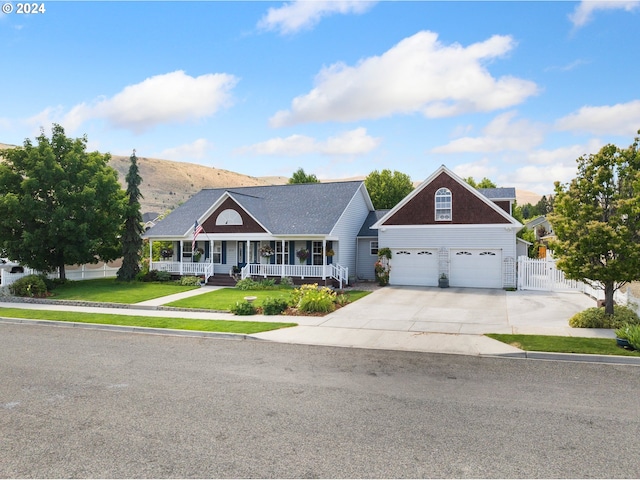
[206,274,237,287]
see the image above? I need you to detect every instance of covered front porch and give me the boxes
[149,238,349,288]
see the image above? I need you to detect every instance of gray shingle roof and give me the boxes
[478,187,516,200]
[145,181,366,237]
[358,210,390,237]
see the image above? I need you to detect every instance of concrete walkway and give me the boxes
[2,285,637,364]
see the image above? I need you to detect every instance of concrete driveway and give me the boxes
[319,286,605,337]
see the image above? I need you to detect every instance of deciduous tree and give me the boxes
[365,169,413,209]
[288,167,319,184]
[0,124,126,280]
[549,133,640,314]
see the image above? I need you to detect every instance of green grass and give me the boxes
[166,287,371,311]
[50,278,198,303]
[486,334,640,357]
[0,307,297,334]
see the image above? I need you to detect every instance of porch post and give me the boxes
[281,240,285,278]
[149,240,153,270]
[322,239,326,280]
[179,241,183,275]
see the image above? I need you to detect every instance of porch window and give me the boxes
[435,187,452,221]
[276,241,289,264]
[212,241,222,264]
[312,241,323,265]
[370,241,378,256]
[183,242,193,258]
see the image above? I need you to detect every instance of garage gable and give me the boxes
[377,166,516,227]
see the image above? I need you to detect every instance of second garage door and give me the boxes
[450,249,502,288]
[389,249,438,286]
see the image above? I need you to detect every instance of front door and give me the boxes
[237,241,246,267]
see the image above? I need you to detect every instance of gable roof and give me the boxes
[145,181,372,238]
[372,165,522,229]
[358,210,390,237]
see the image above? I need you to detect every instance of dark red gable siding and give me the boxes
[493,200,511,214]
[201,197,267,233]
[383,171,511,225]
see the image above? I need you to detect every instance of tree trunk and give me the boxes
[58,263,66,281]
[604,281,615,315]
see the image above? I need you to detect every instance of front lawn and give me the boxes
[0,307,297,334]
[166,287,371,312]
[50,278,198,304]
[486,334,640,357]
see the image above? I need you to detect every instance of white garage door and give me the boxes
[450,249,502,288]
[390,249,438,286]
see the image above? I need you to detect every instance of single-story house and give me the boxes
[371,165,523,288]
[143,181,374,287]
[144,165,523,289]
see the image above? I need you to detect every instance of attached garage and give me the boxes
[389,248,438,286]
[450,249,502,288]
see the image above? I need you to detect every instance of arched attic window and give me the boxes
[435,187,452,221]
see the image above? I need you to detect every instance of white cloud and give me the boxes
[236,127,380,156]
[569,1,639,28]
[270,31,538,127]
[432,112,545,154]
[452,158,499,182]
[29,71,238,134]
[555,100,640,136]
[158,139,214,161]
[258,1,376,35]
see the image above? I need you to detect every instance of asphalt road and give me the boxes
[2,323,639,479]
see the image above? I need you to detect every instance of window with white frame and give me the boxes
[435,187,452,221]
[212,241,222,264]
[276,241,289,264]
[370,241,378,256]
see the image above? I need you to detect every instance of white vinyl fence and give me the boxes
[1,263,119,288]
[517,256,640,316]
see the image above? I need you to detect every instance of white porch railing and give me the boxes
[151,261,210,276]
[240,263,348,286]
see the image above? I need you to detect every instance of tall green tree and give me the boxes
[464,176,497,189]
[0,124,126,280]
[365,169,413,209]
[117,150,144,281]
[549,133,640,314]
[288,167,319,184]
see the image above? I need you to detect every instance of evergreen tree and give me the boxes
[117,151,144,281]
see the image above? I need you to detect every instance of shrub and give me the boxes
[259,279,277,289]
[626,325,640,350]
[9,274,48,297]
[569,305,640,329]
[279,276,294,288]
[294,284,337,314]
[262,296,289,315]
[179,276,201,286]
[235,278,259,290]
[230,300,257,316]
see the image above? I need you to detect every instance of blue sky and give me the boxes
[1,1,639,195]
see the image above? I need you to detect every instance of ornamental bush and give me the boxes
[235,278,259,290]
[262,296,289,315]
[179,275,202,286]
[230,300,257,315]
[9,274,48,297]
[294,284,337,314]
[569,305,640,329]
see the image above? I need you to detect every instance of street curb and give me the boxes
[0,317,264,342]
[494,350,640,365]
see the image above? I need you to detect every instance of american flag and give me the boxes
[192,220,204,251]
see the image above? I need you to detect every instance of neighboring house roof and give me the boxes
[145,181,373,238]
[142,212,160,223]
[372,165,522,229]
[478,187,516,200]
[525,215,549,229]
[358,210,390,237]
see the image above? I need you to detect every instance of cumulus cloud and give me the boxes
[555,100,640,136]
[452,159,500,182]
[258,1,376,35]
[158,139,214,161]
[30,71,238,134]
[432,112,545,154]
[270,31,538,127]
[569,1,639,28]
[235,127,380,156]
